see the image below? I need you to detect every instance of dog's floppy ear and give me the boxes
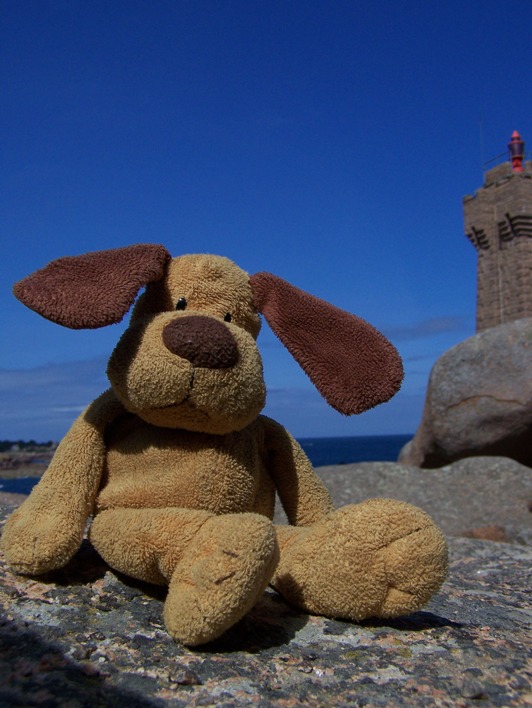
[250,272,403,415]
[13,244,171,329]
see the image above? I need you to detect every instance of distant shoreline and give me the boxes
[0,451,54,479]
[0,435,412,477]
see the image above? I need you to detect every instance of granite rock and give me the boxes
[399,318,532,468]
[1,481,531,706]
[313,456,532,546]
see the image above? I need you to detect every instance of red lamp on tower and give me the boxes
[508,130,525,172]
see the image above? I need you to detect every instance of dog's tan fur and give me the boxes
[1,247,448,645]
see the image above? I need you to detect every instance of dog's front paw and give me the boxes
[164,513,279,646]
[1,507,83,575]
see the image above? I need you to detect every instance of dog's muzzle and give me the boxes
[162,316,239,369]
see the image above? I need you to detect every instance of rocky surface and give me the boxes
[1,455,531,707]
[399,318,532,468]
[313,456,532,546]
[0,450,53,479]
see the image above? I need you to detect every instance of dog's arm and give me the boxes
[261,416,334,526]
[1,389,123,575]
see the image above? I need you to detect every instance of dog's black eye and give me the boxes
[175,297,187,311]
[224,313,232,323]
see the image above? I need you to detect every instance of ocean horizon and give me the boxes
[0,434,412,496]
[298,434,411,468]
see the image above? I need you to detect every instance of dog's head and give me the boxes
[14,244,403,435]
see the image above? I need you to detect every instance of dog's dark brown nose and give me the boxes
[162,316,239,369]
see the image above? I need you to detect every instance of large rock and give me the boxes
[314,457,532,546]
[399,318,532,468]
[1,502,531,707]
[1,458,530,704]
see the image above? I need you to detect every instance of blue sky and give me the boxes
[1,0,531,441]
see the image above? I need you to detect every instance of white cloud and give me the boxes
[0,359,109,441]
[384,316,470,341]
[263,387,422,438]
[50,406,87,414]
[0,355,424,441]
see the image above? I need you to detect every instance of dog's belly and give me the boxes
[94,414,276,517]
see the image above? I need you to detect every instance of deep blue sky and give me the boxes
[1,1,531,441]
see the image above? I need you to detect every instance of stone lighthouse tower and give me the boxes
[463,131,532,332]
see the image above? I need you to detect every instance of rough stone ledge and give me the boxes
[1,505,531,707]
[279,457,532,546]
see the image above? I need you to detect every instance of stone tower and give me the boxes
[463,132,532,332]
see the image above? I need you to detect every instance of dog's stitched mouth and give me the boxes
[149,369,197,411]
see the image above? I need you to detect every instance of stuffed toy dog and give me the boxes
[1,245,447,646]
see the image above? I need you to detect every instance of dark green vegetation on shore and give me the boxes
[0,440,57,453]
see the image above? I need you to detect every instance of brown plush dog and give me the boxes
[1,245,447,646]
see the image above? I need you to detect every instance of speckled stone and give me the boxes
[1,503,531,706]
[312,457,532,546]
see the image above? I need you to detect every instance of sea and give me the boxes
[0,434,411,496]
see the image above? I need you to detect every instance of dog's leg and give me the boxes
[1,390,121,576]
[90,508,278,646]
[271,500,448,621]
